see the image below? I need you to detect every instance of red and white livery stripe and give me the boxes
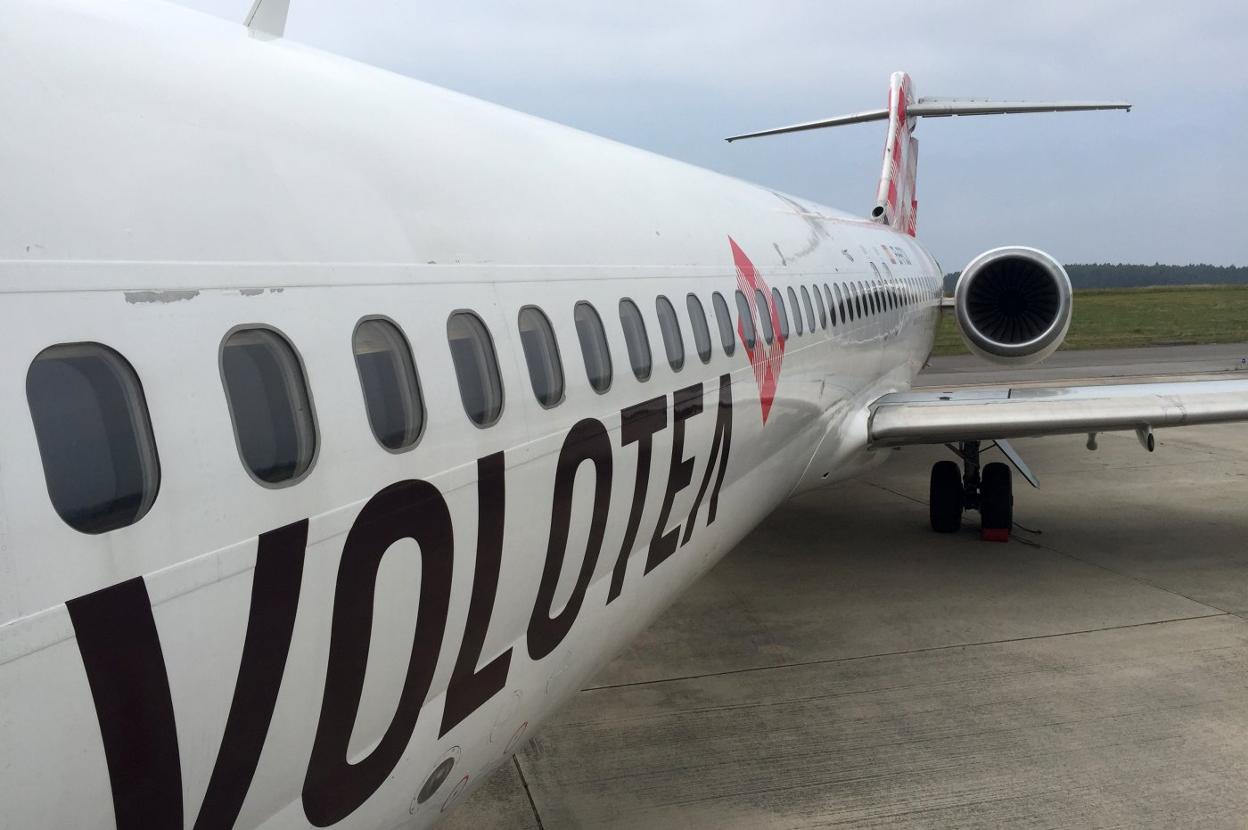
[874,71,920,236]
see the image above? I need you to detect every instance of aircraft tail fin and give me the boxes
[725,72,1130,237]
[876,72,919,236]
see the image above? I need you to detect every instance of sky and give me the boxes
[180,0,1247,270]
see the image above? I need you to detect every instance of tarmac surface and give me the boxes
[446,343,1248,829]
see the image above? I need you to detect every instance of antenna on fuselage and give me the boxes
[245,0,290,39]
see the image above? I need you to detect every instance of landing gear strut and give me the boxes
[929,441,1014,540]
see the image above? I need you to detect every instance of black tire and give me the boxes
[980,462,1014,533]
[929,460,963,533]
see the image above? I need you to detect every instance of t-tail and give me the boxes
[726,71,1130,236]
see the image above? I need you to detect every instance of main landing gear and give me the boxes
[929,440,1014,541]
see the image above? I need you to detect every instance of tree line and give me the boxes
[942,263,1248,294]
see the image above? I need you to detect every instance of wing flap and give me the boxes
[869,379,1248,447]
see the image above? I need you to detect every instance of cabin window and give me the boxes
[786,287,804,336]
[834,283,847,323]
[619,298,653,381]
[800,285,816,332]
[712,292,736,356]
[854,282,865,318]
[353,318,424,451]
[822,284,836,325]
[574,302,613,394]
[447,311,504,426]
[655,295,685,371]
[771,288,790,340]
[221,327,317,485]
[686,294,713,363]
[518,306,565,408]
[754,289,774,344]
[813,283,828,329]
[27,343,160,533]
[734,290,756,350]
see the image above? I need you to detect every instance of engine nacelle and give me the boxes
[954,246,1073,366]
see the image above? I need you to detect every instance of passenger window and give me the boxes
[834,283,847,323]
[813,283,828,329]
[655,296,685,371]
[447,311,504,426]
[854,282,865,318]
[754,289,774,344]
[686,294,713,363]
[820,284,834,323]
[713,291,736,356]
[518,306,565,408]
[800,285,816,332]
[353,318,424,451]
[771,288,790,340]
[574,302,613,394]
[619,298,653,381]
[734,290,756,349]
[221,328,317,485]
[787,287,803,336]
[27,343,160,533]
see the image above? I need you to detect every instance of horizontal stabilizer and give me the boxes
[725,98,1130,142]
[726,72,1129,237]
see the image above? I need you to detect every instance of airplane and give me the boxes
[2,0,1245,828]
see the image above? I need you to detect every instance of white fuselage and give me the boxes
[0,2,943,828]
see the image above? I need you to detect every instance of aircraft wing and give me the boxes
[869,378,1248,448]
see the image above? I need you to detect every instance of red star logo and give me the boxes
[729,236,784,423]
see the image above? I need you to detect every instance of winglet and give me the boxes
[245,0,290,39]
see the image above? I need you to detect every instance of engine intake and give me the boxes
[954,246,1072,365]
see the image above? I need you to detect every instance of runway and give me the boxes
[447,343,1248,829]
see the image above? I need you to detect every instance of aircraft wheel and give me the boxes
[980,462,1013,541]
[929,460,963,533]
